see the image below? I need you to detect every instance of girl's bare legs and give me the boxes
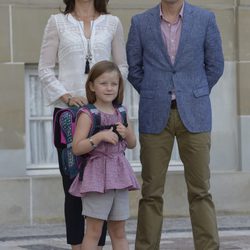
[81,217,104,250]
[71,238,103,250]
[108,220,129,250]
[72,241,103,250]
[72,245,81,250]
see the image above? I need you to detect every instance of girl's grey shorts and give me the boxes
[81,189,129,221]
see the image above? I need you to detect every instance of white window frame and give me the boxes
[25,64,59,175]
[25,64,183,176]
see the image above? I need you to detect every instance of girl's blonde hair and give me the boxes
[85,61,124,105]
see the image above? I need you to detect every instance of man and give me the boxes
[126,0,224,249]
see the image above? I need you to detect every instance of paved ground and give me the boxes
[0,215,250,249]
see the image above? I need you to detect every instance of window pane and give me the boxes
[30,120,57,164]
[26,67,57,167]
[29,75,52,117]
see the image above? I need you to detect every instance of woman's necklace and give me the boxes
[85,28,93,74]
[77,20,94,74]
[73,11,96,74]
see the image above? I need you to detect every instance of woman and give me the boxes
[38,1,128,249]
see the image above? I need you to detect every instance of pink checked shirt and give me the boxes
[160,3,184,65]
[160,3,184,100]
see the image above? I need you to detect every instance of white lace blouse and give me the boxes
[38,13,128,108]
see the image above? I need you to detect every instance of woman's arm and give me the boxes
[111,17,128,80]
[38,15,69,105]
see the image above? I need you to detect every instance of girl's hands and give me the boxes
[115,122,128,139]
[116,120,136,149]
[99,128,119,145]
[90,122,134,148]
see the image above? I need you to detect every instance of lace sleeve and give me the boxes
[38,15,68,105]
[111,17,128,80]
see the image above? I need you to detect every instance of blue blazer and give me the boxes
[126,2,224,134]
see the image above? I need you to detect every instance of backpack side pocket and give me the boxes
[59,110,79,179]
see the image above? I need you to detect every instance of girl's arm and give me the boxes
[116,119,136,149]
[72,113,119,156]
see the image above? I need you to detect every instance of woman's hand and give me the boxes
[60,94,87,107]
[68,96,87,107]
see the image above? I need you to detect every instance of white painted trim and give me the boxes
[26,163,60,176]
[26,168,60,176]
[29,178,33,225]
[131,161,184,173]
[239,116,250,171]
[26,161,184,176]
[239,115,250,118]
[25,67,31,165]
[9,5,13,62]
[25,65,57,167]
[3,62,23,65]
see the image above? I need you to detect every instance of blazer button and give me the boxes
[168,91,172,95]
[173,70,176,74]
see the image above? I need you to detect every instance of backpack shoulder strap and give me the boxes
[84,104,101,136]
[117,105,128,127]
[80,104,128,139]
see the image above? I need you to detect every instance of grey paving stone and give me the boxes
[20,246,68,250]
[1,215,250,249]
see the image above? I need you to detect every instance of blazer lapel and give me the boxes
[148,5,173,67]
[174,2,194,66]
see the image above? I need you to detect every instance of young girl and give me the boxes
[69,60,140,250]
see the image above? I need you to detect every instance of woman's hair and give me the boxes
[62,0,109,15]
[86,61,124,105]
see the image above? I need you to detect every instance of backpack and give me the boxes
[53,103,127,180]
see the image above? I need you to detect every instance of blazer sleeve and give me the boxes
[126,16,144,94]
[204,12,224,91]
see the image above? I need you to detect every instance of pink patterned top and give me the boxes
[69,107,140,197]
